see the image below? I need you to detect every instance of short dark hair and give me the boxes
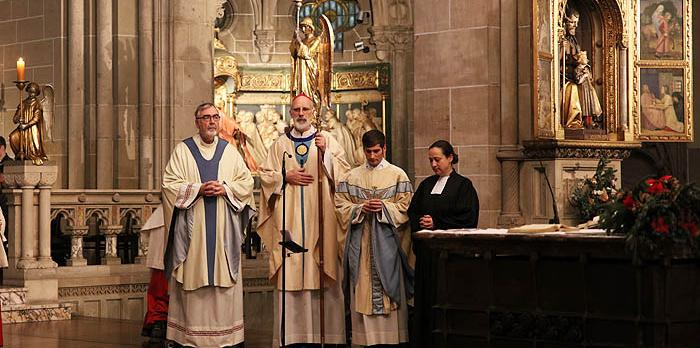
[362,129,385,148]
[429,140,458,164]
[194,102,217,117]
[0,136,6,148]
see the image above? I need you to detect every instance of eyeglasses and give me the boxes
[196,114,221,121]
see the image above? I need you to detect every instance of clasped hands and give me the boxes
[361,199,383,214]
[199,180,226,197]
[419,215,434,229]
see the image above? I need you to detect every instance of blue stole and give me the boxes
[183,137,228,286]
[285,131,316,281]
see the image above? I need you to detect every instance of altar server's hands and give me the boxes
[362,199,383,214]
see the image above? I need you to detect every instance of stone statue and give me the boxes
[256,105,284,149]
[348,108,378,148]
[10,82,52,165]
[235,110,267,166]
[323,109,362,167]
[255,109,274,149]
[560,6,603,130]
[290,16,334,109]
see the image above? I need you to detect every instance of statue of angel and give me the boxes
[9,82,52,165]
[289,15,334,110]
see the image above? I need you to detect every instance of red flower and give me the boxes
[622,194,637,210]
[651,216,669,234]
[645,179,666,194]
[681,222,700,237]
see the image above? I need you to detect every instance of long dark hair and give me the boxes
[429,140,458,164]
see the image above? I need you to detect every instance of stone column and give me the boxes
[101,225,123,265]
[139,0,155,189]
[370,26,413,175]
[37,168,58,268]
[5,163,60,269]
[68,0,85,188]
[4,162,60,303]
[152,1,168,189]
[96,0,114,188]
[66,226,88,267]
[17,179,37,269]
[497,0,524,227]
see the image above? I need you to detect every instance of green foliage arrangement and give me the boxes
[569,158,617,223]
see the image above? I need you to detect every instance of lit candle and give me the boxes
[16,57,25,81]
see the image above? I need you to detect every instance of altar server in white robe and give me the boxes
[335,130,415,347]
[162,102,255,348]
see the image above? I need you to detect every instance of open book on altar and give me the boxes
[507,224,581,233]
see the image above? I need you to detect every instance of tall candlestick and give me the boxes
[17,57,26,81]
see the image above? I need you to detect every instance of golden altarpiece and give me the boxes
[523,0,693,225]
[213,37,392,172]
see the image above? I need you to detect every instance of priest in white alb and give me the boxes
[335,130,415,347]
[161,102,255,348]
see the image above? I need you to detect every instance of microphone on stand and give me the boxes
[539,160,560,224]
[279,150,300,348]
[281,151,292,190]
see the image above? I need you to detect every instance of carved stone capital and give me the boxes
[39,168,58,187]
[100,225,123,236]
[4,162,58,188]
[496,146,525,162]
[64,226,89,237]
[254,29,276,63]
[522,140,635,160]
[524,147,632,160]
[369,26,413,61]
[15,173,41,188]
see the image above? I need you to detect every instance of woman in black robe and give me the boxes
[407,140,479,231]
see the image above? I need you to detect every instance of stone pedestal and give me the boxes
[3,162,59,304]
[520,143,631,226]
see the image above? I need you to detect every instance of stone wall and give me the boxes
[221,0,379,67]
[0,0,67,185]
[413,0,503,227]
[0,0,383,189]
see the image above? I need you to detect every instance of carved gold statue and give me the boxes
[560,6,603,130]
[290,15,334,109]
[10,82,52,165]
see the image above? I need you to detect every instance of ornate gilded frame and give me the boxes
[533,0,557,139]
[532,0,627,142]
[631,0,693,142]
[232,63,391,133]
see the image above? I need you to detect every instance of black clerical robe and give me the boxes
[407,171,479,231]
